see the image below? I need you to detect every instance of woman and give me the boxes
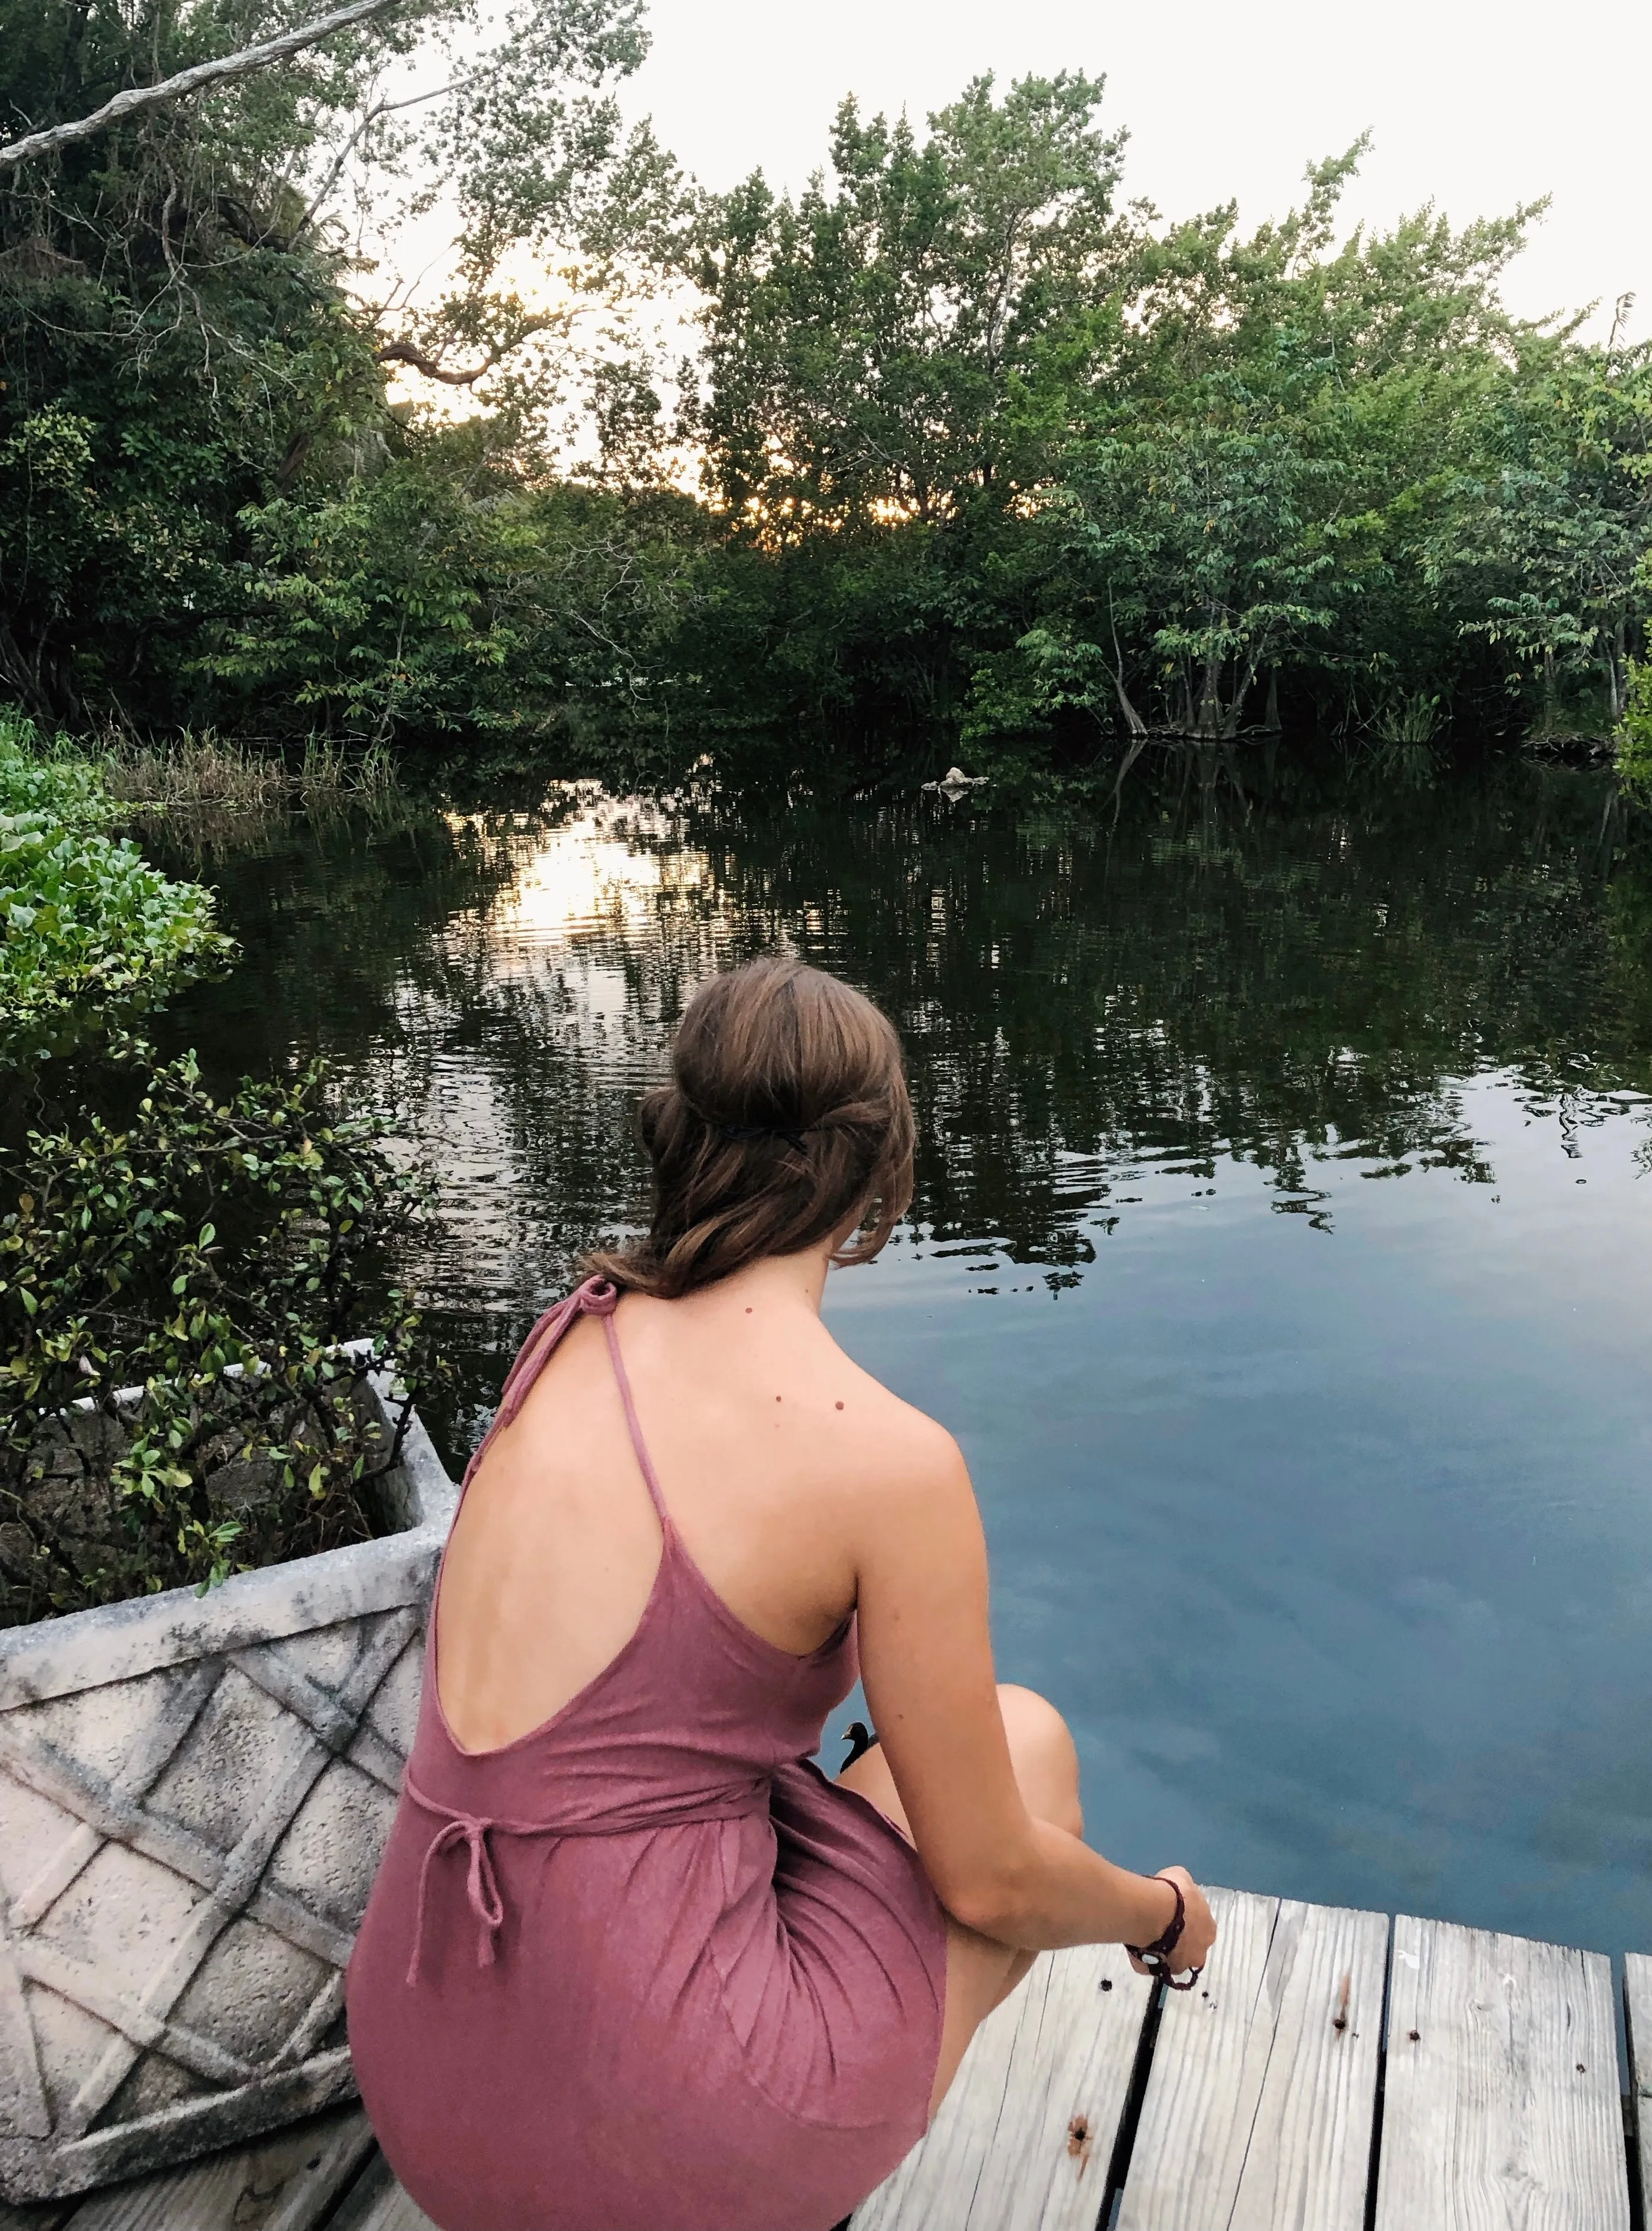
[346,956,1215,2231]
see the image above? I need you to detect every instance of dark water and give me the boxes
[153,748,1652,1956]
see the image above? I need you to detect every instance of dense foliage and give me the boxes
[0,718,232,1048]
[0,0,670,729]
[0,732,441,1624]
[0,1041,435,1622]
[679,106,1652,774]
[2,6,1650,779]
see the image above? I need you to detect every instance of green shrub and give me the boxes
[0,719,232,1050]
[0,1040,442,1624]
[1621,660,1652,798]
[0,715,115,825]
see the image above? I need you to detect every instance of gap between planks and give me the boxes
[857,1895,1636,2231]
[1118,1889,1387,2231]
[852,1939,1152,2231]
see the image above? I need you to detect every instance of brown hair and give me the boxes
[586,956,915,1298]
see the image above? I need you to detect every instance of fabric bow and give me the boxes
[405,1807,507,1987]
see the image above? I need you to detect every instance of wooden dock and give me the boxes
[6,1889,1652,2231]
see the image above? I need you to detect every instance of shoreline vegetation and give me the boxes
[0,4,1647,794]
[0,719,442,1628]
[2,0,1651,1622]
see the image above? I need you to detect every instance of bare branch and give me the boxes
[292,76,464,241]
[0,0,409,174]
[375,305,558,384]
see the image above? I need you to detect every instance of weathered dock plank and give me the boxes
[1624,1952,1652,2223]
[327,2154,438,2231]
[0,2108,371,2231]
[9,1901,1645,2231]
[1117,1888,1386,2231]
[851,1941,1150,2231]
[1374,1915,1628,2231]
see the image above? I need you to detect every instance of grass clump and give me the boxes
[91,727,402,811]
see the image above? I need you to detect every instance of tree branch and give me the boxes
[292,75,463,240]
[0,0,409,173]
[374,340,505,385]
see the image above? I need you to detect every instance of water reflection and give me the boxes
[151,751,1652,1948]
[157,754,1652,1420]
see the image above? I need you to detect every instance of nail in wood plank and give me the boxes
[1375,1916,1628,2231]
[1116,1889,1385,2231]
[851,1942,1152,2231]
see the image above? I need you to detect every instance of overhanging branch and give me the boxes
[376,321,550,385]
[0,0,408,173]
[375,341,501,386]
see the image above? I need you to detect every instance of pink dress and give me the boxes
[346,1277,949,2231]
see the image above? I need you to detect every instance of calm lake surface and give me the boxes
[154,748,1652,1955]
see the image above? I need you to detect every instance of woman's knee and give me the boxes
[996,1684,1082,1836]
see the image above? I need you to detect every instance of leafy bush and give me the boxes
[0,715,114,824]
[0,720,233,1049]
[209,460,707,750]
[0,1040,442,1624]
[0,717,445,1624]
[1620,660,1652,799]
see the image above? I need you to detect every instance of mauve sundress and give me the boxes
[346,1277,949,2231]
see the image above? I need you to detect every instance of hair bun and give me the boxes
[584,958,915,1298]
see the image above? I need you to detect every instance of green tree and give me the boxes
[686,72,1129,533]
[0,0,668,725]
[1426,345,1652,734]
[210,434,708,742]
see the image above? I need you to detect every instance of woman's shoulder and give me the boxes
[810,1341,971,1509]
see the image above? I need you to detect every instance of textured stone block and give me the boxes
[0,1367,457,2203]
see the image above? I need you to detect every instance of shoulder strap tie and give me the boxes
[462,1276,622,1489]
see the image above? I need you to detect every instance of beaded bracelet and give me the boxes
[1125,1874,1203,1991]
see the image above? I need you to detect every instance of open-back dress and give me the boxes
[345,1277,949,2231]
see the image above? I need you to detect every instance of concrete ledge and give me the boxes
[0,1367,461,2202]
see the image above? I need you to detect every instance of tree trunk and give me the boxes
[1608,618,1626,727]
[1105,603,1147,736]
[1198,634,1223,738]
[0,615,78,726]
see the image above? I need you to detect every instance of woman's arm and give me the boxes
[850,1416,1215,1967]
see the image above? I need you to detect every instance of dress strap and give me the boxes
[600,1312,670,1526]
[460,1275,623,1490]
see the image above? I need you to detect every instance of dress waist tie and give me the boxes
[403,1777,566,1986]
[401,1771,775,1986]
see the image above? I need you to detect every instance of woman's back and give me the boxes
[435,1262,947,1753]
[346,956,1215,2231]
[345,1275,950,2231]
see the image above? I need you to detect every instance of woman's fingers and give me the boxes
[1125,1868,1215,1982]
[1156,1866,1217,1973]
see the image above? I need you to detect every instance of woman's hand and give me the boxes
[1125,1866,1217,1981]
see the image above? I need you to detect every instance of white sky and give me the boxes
[623,0,1651,341]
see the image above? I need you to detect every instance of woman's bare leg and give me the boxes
[837,1682,1083,2117]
